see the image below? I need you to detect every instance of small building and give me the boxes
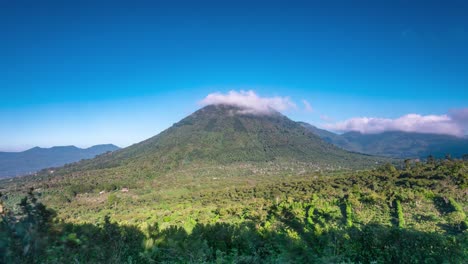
[121,188,129,193]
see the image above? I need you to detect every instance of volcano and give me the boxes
[60,104,385,175]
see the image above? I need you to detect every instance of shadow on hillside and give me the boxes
[433,196,455,215]
[2,189,466,263]
[3,218,465,263]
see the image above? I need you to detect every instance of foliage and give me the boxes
[1,190,466,263]
[1,155,467,263]
[395,199,405,228]
[0,188,55,263]
[345,200,353,227]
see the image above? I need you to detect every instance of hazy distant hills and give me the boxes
[299,122,468,158]
[0,144,120,178]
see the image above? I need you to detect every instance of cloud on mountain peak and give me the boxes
[200,90,297,115]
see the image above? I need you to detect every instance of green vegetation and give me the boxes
[0,106,467,263]
[345,200,353,227]
[447,197,468,231]
[395,199,405,228]
[1,159,467,263]
[33,105,390,178]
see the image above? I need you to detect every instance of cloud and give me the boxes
[320,115,332,121]
[324,110,468,137]
[200,90,297,115]
[449,108,468,134]
[449,108,468,124]
[302,100,313,112]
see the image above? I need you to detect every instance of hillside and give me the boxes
[0,104,392,211]
[300,123,468,159]
[298,122,355,150]
[0,144,120,178]
[120,105,384,165]
[0,105,466,263]
[44,105,387,179]
[1,159,467,263]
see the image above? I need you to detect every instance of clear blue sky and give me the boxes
[1,0,467,151]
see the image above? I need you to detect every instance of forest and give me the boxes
[1,158,467,263]
[3,0,468,263]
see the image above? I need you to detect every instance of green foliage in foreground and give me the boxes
[1,159,467,263]
[1,190,466,264]
[395,199,405,228]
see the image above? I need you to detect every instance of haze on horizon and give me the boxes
[1,0,467,151]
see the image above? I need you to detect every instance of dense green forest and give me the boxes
[1,158,467,263]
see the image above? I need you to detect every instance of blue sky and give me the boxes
[1,0,467,151]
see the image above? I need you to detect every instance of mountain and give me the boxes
[3,105,465,264]
[0,144,120,178]
[300,123,468,158]
[297,122,354,149]
[38,105,388,183]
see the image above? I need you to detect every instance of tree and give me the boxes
[404,159,411,170]
[426,155,435,165]
[382,163,397,174]
[462,154,468,161]
[0,188,55,263]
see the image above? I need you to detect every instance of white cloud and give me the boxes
[302,100,313,112]
[449,108,468,123]
[320,115,332,121]
[449,108,468,135]
[324,111,467,137]
[200,90,297,115]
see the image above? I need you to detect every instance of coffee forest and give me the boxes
[1,158,467,263]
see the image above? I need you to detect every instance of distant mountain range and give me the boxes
[0,144,120,178]
[299,122,468,159]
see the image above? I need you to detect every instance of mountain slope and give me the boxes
[340,131,468,158]
[0,144,120,178]
[52,105,387,177]
[300,123,468,158]
[297,122,356,150]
